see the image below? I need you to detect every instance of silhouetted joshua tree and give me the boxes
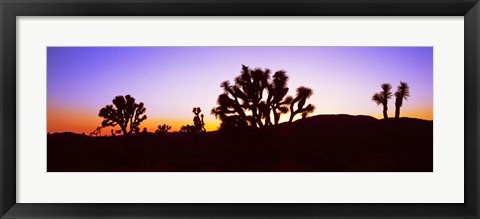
[289,86,316,122]
[211,65,270,128]
[98,95,147,136]
[212,65,315,129]
[372,83,392,119]
[394,81,410,119]
[155,124,172,137]
[193,107,206,132]
[180,107,206,134]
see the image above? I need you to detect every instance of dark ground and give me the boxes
[47,115,433,172]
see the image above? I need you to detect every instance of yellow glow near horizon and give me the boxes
[48,108,432,135]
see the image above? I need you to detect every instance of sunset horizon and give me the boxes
[48,46,433,172]
[47,47,433,134]
[47,112,433,135]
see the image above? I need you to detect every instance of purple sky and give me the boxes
[47,47,433,133]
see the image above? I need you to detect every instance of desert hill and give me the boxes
[48,114,433,172]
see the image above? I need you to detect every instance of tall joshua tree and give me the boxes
[289,86,315,122]
[372,83,392,119]
[98,95,147,136]
[394,81,410,119]
[211,65,271,129]
[212,65,315,129]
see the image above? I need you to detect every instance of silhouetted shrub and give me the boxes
[155,124,172,137]
[179,125,197,134]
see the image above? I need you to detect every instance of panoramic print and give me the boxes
[47,47,433,172]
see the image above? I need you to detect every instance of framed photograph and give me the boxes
[1,0,479,218]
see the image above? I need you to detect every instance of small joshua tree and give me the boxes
[180,107,206,135]
[394,81,410,119]
[98,95,147,136]
[193,107,206,133]
[155,124,172,137]
[372,83,392,119]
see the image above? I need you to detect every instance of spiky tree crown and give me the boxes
[395,81,410,100]
[212,65,315,128]
[98,95,147,135]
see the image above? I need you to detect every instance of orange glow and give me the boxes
[48,108,222,135]
[48,108,103,135]
[369,106,433,121]
[48,106,431,135]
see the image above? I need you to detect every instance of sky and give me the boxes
[47,47,433,134]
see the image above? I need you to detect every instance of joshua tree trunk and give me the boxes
[382,104,388,119]
[395,103,400,119]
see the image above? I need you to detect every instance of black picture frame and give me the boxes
[1,0,478,218]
